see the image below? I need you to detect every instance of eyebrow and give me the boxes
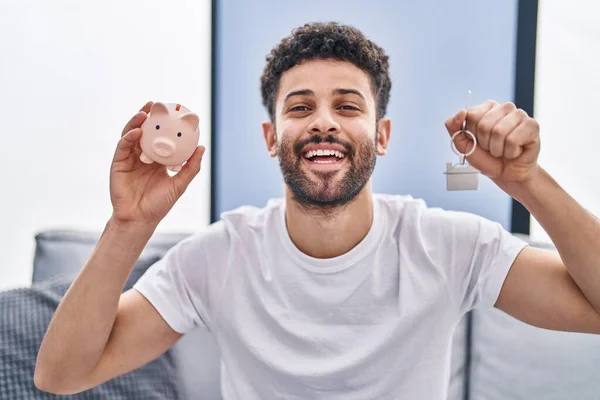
[283,88,367,103]
[333,88,366,101]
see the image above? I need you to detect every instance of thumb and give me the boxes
[445,111,503,178]
[445,109,467,136]
[113,128,142,163]
[445,109,474,156]
[171,145,206,196]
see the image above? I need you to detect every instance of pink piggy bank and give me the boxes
[139,102,200,172]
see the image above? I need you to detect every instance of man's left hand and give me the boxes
[445,100,541,192]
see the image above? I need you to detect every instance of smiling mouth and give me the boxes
[303,149,347,164]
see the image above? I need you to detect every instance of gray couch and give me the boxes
[28,230,600,399]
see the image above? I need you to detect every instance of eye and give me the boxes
[339,105,359,111]
[290,106,310,112]
[155,125,160,130]
[177,132,182,137]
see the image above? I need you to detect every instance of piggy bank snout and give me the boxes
[153,137,176,158]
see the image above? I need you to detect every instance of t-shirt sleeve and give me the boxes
[133,222,228,334]
[422,208,529,314]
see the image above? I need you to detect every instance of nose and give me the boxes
[308,108,341,135]
[153,137,175,158]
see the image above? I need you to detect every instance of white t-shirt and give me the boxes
[133,193,528,399]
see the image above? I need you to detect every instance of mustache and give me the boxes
[293,135,354,157]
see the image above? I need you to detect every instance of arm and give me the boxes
[446,100,600,333]
[495,167,600,333]
[35,102,206,394]
[34,219,182,394]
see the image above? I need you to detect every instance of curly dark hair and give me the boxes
[260,22,391,122]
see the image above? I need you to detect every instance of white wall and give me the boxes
[531,0,600,242]
[0,1,212,290]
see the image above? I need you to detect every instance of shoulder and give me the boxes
[219,198,284,231]
[183,198,284,253]
[161,198,283,267]
[374,192,475,222]
[374,193,495,242]
[218,198,284,242]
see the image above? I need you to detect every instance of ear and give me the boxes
[262,121,277,157]
[376,118,391,155]
[150,101,169,116]
[180,112,200,130]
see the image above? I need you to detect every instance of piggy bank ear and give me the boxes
[150,102,169,116]
[180,112,200,130]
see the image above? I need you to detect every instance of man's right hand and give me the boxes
[110,101,206,227]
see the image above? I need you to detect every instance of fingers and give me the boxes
[488,108,524,157]
[113,128,142,163]
[446,100,541,179]
[471,101,516,151]
[139,101,153,113]
[504,117,539,160]
[171,146,206,195]
[445,109,467,135]
[446,108,481,153]
[462,100,496,142]
[450,101,538,160]
[504,128,525,160]
[464,100,497,124]
[452,131,504,178]
[121,101,154,137]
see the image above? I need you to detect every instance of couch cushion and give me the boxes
[31,230,222,400]
[0,277,181,399]
[32,230,189,285]
[471,306,600,399]
[470,235,600,399]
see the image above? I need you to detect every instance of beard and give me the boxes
[277,131,377,212]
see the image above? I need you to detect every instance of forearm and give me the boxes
[509,166,600,312]
[35,217,156,385]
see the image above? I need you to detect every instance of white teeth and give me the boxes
[304,149,346,159]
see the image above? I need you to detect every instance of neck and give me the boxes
[284,183,374,259]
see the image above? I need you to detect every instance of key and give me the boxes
[444,90,480,191]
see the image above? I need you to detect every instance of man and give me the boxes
[35,22,600,399]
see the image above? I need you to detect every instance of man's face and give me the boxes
[263,59,390,208]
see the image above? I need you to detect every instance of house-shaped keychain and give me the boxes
[444,162,479,191]
[446,100,479,191]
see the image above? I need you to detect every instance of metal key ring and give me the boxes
[451,129,477,159]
